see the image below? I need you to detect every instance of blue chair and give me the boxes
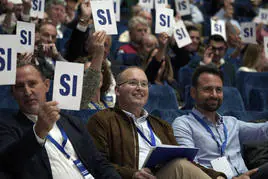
[62,109,98,124]
[0,85,18,110]
[236,72,268,110]
[151,109,188,125]
[249,88,268,111]
[145,84,179,113]
[217,87,246,114]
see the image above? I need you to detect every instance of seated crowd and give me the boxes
[0,0,268,178]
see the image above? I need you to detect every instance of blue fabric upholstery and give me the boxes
[249,88,268,111]
[236,72,268,110]
[61,109,98,124]
[144,84,179,113]
[151,109,189,124]
[223,111,268,122]
[217,87,245,114]
[0,86,18,110]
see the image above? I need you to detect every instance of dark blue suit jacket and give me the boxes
[0,111,121,179]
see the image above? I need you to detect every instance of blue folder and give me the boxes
[143,145,199,168]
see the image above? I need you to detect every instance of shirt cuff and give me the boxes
[33,124,46,145]
[76,23,88,32]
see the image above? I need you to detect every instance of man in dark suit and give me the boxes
[0,59,120,178]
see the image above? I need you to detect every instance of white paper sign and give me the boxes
[258,8,268,25]
[114,0,120,22]
[139,0,154,10]
[91,0,118,35]
[30,0,45,18]
[211,19,226,41]
[16,21,35,53]
[211,156,235,179]
[52,61,84,110]
[155,8,174,36]
[264,37,268,59]
[175,0,190,16]
[0,35,17,85]
[241,22,256,44]
[173,20,192,48]
[155,0,168,9]
[9,0,22,4]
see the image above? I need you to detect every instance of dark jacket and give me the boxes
[0,111,120,179]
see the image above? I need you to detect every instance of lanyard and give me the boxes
[46,123,90,177]
[136,121,156,146]
[46,123,70,159]
[90,100,109,111]
[191,112,228,156]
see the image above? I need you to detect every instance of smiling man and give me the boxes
[87,67,227,179]
[172,65,268,179]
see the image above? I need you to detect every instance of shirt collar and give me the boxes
[191,108,223,125]
[122,109,149,124]
[23,113,38,123]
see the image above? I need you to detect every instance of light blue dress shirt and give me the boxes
[172,108,268,178]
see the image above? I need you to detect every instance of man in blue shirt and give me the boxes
[172,65,268,179]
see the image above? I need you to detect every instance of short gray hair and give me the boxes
[128,16,149,32]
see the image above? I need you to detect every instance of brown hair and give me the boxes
[100,60,112,97]
[243,44,262,68]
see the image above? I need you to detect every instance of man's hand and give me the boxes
[18,53,34,63]
[203,46,214,65]
[35,101,60,139]
[80,1,91,19]
[132,168,156,179]
[22,0,31,15]
[42,43,60,59]
[232,168,258,179]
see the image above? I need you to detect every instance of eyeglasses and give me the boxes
[211,46,226,52]
[118,79,150,88]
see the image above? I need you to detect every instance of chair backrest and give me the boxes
[249,88,268,111]
[236,72,268,109]
[217,87,245,114]
[0,85,18,110]
[145,84,179,113]
[151,109,188,124]
[61,109,98,124]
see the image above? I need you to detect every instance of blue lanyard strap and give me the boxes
[136,121,156,146]
[191,112,228,156]
[90,100,109,111]
[46,123,70,159]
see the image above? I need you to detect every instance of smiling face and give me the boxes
[12,65,50,115]
[115,68,149,110]
[191,73,223,112]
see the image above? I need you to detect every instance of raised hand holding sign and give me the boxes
[52,61,84,110]
[0,35,17,85]
[91,0,118,35]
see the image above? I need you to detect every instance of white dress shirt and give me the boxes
[25,114,94,179]
[123,110,162,169]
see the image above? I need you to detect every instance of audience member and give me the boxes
[116,16,149,64]
[35,21,67,79]
[87,66,227,179]
[172,65,268,179]
[0,57,120,179]
[238,44,262,72]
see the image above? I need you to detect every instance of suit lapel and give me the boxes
[16,111,52,175]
